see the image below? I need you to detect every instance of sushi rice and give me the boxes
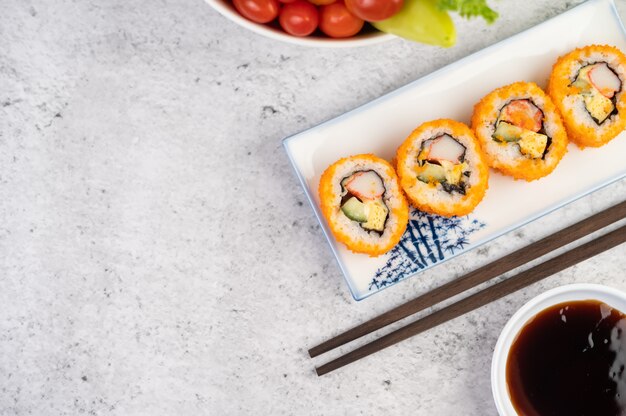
[318,154,409,257]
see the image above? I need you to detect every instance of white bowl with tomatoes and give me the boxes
[205,0,401,47]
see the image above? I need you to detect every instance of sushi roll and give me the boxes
[472,82,568,181]
[548,45,626,148]
[396,119,489,217]
[318,154,409,257]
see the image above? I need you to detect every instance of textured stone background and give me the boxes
[1,0,626,414]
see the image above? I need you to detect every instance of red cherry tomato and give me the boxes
[345,0,402,22]
[319,2,363,38]
[278,0,296,3]
[233,0,280,23]
[279,1,319,37]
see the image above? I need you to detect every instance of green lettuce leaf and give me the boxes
[438,0,498,24]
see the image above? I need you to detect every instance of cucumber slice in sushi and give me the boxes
[417,162,447,183]
[341,197,367,222]
[492,121,523,142]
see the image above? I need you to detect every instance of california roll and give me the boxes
[318,154,409,256]
[396,119,489,217]
[548,44,626,147]
[472,82,568,181]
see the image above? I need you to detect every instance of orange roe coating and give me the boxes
[396,119,489,217]
[471,82,568,181]
[318,154,409,257]
[548,45,626,148]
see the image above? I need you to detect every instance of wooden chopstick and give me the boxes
[315,223,626,376]
[309,200,626,359]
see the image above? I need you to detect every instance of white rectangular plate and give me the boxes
[284,0,626,301]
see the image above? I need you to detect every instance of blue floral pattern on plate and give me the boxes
[369,210,486,291]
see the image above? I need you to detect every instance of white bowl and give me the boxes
[204,0,395,47]
[491,283,626,416]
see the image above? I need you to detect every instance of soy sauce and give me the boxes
[507,300,626,416]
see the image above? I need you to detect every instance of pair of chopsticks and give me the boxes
[311,200,626,376]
